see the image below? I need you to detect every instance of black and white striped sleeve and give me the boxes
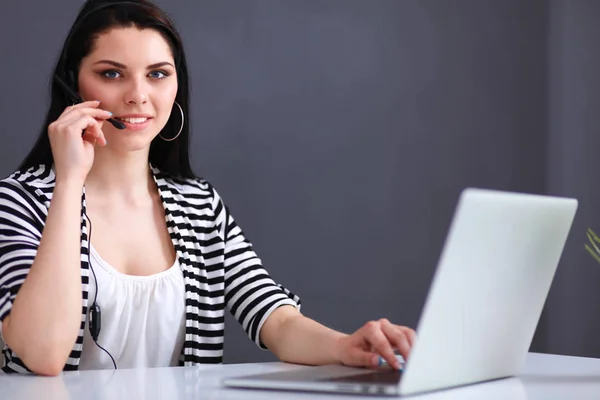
[213,188,301,349]
[0,179,44,347]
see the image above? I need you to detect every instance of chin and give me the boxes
[105,131,157,153]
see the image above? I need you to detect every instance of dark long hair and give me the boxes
[19,0,195,178]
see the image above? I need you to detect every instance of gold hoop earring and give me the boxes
[159,101,184,142]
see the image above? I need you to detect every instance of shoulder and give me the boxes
[2,164,54,185]
[0,165,54,226]
[0,164,55,203]
[152,170,230,237]
[151,167,225,214]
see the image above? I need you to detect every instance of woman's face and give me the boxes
[77,27,178,152]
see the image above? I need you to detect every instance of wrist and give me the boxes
[54,178,85,193]
[331,332,350,364]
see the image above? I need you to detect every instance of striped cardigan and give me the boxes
[0,164,300,373]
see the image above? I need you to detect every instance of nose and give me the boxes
[122,77,148,105]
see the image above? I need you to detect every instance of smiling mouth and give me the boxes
[115,117,151,124]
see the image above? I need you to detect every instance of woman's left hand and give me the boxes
[334,318,416,370]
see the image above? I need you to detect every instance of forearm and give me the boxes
[3,180,84,375]
[268,313,348,366]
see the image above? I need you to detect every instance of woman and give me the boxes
[0,0,415,375]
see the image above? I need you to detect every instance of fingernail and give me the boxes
[107,111,113,116]
[372,355,381,367]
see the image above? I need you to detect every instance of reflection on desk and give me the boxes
[1,353,600,400]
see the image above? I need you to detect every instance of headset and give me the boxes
[54,1,162,370]
[83,211,117,369]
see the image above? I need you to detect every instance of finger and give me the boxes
[95,118,106,135]
[84,117,107,146]
[403,327,417,349]
[380,320,411,362]
[62,100,102,117]
[342,347,379,369]
[73,116,106,146]
[380,319,412,351]
[363,321,399,369]
[61,107,113,123]
[82,131,97,146]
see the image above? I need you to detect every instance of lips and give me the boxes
[113,115,153,131]
[116,117,149,124]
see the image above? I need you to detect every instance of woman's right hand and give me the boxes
[48,100,112,185]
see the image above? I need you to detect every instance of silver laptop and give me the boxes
[223,188,577,396]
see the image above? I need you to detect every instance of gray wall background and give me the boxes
[1,0,599,363]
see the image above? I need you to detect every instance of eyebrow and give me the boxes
[93,60,175,69]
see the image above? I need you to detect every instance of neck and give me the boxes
[85,148,156,205]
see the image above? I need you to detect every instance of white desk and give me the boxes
[1,352,600,399]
